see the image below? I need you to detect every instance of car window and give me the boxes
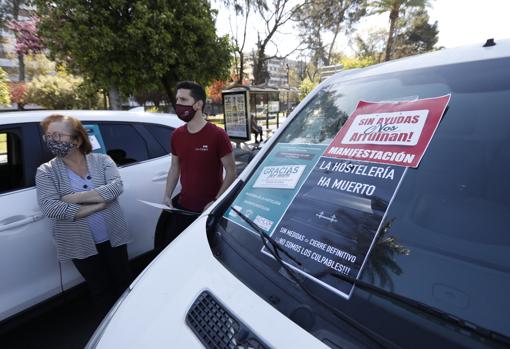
[0,129,25,193]
[144,123,173,153]
[98,123,150,166]
[219,57,510,340]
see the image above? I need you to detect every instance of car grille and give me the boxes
[186,291,269,349]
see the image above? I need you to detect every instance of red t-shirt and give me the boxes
[171,122,233,212]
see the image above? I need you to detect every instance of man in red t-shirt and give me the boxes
[154,81,236,252]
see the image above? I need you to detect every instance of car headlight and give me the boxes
[85,287,131,349]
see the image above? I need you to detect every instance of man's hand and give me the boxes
[163,195,174,208]
[62,192,82,204]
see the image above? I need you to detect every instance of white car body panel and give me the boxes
[95,216,327,349]
[0,188,59,321]
[0,110,183,321]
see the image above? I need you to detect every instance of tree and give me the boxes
[8,81,26,109]
[133,83,169,110]
[352,28,387,62]
[206,80,228,104]
[35,0,232,109]
[341,56,377,69]
[224,0,265,84]
[298,77,317,100]
[367,0,429,61]
[7,17,43,56]
[295,0,365,68]
[353,6,437,63]
[392,7,438,58]
[25,70,101,109]
[0,68,11,106]
[2,0,35,82]
[25,52,55,80]
[251,0,305,85]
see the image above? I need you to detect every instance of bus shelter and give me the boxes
[221,85,281,142]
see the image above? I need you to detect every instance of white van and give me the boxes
[0,110,182,325]
[87,40,510,349]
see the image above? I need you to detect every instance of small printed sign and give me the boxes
[253,165,306,189]
[223,92,250,140]
[84,124,106,154]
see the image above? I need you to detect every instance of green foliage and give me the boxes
[25,53,55,80]
[145,106,159,113]
[367,0,430,60]
[353,29,387,62]
[296,0,366,67]
[26,70,101,109]
[35,0,233,103]
[299,78,318,100]
[0,68,11,106]
[341,56,377,69]
[392,7,439,58]
[352,6,437,63]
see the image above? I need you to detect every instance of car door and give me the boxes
[59,121,175,290]
[0,123,61,322]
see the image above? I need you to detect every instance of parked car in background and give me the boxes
[88,39,510,349]
[0,110,182,325]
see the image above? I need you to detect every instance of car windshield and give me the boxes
[219,57,510,339]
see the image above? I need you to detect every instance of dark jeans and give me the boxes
[72,241,131,315]
[154,198,199,254]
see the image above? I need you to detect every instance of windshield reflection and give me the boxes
[362,218,411,291]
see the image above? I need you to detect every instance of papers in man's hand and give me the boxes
[138,200,200,216]
[138,200,171,210]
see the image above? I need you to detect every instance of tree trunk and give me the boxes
[254,48,267,85]
[108,85,121,110]
[17,53,25,82]
[238,52,245,85]
[103,91,108,109]
[384,8,399,62]
[161,76,176,112]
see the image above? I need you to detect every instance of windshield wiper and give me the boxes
[230,207,510,347]
[231,208,302,267]
[230,206,392,349]
[328,271,510,346]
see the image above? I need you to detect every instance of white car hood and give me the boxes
[95,215,327,348]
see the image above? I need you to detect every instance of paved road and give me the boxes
[0,252,155,349]
[0,290,102,349]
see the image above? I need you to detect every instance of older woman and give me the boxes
[35,114,131,312]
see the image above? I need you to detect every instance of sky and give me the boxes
[213,0,510,59]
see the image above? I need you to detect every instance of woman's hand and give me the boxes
[75,202,108,219]
[62,190,105,204]
[62,192,82,204]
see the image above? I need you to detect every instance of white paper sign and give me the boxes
[138,200,199,215]
[341,109,429,146]
[253,165,306,189]
[89,135,101,150]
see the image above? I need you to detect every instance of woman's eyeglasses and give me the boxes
[42,133,72,142]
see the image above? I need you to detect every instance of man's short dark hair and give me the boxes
[176,81,206,111]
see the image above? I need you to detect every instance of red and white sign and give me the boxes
[324,95,450,167]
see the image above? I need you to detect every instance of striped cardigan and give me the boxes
[35,153,131,261]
